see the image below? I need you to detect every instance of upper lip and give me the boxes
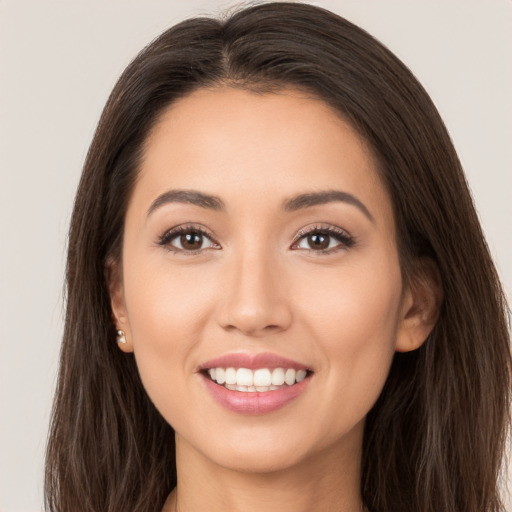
[199,352,311,371]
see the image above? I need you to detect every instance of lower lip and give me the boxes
[202,374,311,415]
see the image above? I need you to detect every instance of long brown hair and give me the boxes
[45,3,511,511]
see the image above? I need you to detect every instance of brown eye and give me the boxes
[159,227,220,254]
[307,233,330,250]
[179,232,204,250]
[293,227,354,253]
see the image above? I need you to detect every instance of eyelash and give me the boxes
[158,224,219,255]
[158,223,355,255]
[291,225,355,254]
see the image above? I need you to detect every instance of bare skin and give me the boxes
[109,87,440,512]
[162,426,363,512]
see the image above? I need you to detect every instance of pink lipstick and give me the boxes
[199,352,312,415]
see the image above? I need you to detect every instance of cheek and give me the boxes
[121,258,216,419]
[124,249,219,334]
[298,253,402,344]
[295,256,402,421]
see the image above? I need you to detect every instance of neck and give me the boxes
[164,428,365,512]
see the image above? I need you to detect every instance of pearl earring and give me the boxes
[116,329,127,344]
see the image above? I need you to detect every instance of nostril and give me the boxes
[221,322,284,337]
[215,282,293,337]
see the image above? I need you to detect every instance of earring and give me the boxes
[116,329,127,344]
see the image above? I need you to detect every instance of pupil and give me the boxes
[181,232,202,249]
[308,233,329,250]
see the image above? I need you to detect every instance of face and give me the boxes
[111,87,425,474]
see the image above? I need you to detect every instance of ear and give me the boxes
[105,258,133,353]
[395,257,443,353]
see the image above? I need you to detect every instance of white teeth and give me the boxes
[236,368,253,386]
[253,368,272,387]
[285,368,296,386]
[271,368,285,386]
[225,367,236,385]
[296,369,307,382]
[207,366,309,390]
[215,367,225,384]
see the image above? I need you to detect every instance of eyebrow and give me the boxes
[283,190,374,222]
[147,188,374,222]
[147,190,226,216]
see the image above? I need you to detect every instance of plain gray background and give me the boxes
[1,1,511,510]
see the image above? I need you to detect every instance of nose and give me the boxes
[216,246,293,338]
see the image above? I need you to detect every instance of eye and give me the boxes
[158,225,220,254]
[172,231,210,251]
[292,225,354,253]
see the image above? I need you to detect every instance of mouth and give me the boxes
[202,366,312,392]
[199,353,313,413]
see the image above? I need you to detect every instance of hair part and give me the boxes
[45,3,511,512]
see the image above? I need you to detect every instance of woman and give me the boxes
[44,3,511,511]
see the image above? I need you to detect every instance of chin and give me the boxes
[187,420,360,477]
[208,443,309,475]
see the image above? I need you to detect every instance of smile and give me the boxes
[199,353,313,414]
[206,367,308,392]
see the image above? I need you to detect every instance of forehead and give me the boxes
[133,87,392,222]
